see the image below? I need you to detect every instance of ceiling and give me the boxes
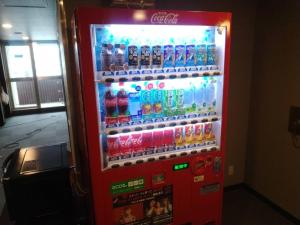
[0,0,58,41]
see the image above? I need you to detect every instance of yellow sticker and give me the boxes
[194,175,204,183]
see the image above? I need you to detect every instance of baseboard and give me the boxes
[223,183,245,192]
[224,182,300,225]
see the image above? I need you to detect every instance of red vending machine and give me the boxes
[72,7,231,225]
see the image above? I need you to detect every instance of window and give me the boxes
[4,42,65,110]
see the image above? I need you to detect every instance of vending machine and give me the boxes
[72,7,231,225]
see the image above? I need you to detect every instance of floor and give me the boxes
[0,112,69,215]
[0,112,296,225]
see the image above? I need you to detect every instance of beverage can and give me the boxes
[163,45,174,68]
[119,134,132,155]
[176,89,184,115]
[141,90,152,120]
[164,128,174,148]
[142,131,153,150]
[128,88,142,122]
[175,45,186,67]
[140,45,151,69]
[152,88,164,118]
[104,88,118,125]
[204,123,215,141]
[101,43,113,71]
[175,126,184,146]
[186,44,196,67]
[207,44,217,65]
[131,133,143,153]
[152,45,162,68]
[107,135,120,157]
[163,89,176,116]
[114,44,126,70]
[128,45,138,69]
[153,129,164,148]
[117,88,130,124]
[194,124,204,144]
[185,125,194,145]
[196,44,207,66]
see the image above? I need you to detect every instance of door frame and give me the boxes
[1,40,66,114]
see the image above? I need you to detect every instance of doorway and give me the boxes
[3,41,65,111]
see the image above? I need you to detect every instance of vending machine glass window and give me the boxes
[90,24,226,170]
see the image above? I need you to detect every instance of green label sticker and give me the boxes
[111,177,144,195]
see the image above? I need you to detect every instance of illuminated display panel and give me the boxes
[90,24,226,170]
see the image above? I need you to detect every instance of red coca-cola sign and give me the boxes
[151,12,178,24]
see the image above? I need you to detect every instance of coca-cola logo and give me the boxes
[118,98,128,105]
[151,12,178,24]
[131,135,142,146]
[105,98,116,107]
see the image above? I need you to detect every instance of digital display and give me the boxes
[173,162,189,171]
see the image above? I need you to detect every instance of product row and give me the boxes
[99,43,217,71]
[104,122,216,160]
[99,78,218,127]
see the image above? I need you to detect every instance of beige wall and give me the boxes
[246,0,300,219]
[63,0,257,187]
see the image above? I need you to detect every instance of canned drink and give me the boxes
[176,89,184,115]
[128,45,138,69]
[119,134,132,155]
[194,124,204,144]
[131,133,143,153]
[175,126,184,146]
[207,44,217,65]
[163,45,174,68]
[164,128,174,148]
[101,43,113,71]
[114,44,126,70]
[140,45,151,69]
[196,44,207,66]
[141,90,152,120]
[204,123,215,141]
[175,45,186,67]
[185,125,194,145]
[107,135,120,157]
[142,131,153,150]
[153,129,164,148]
[152,45,162,68]
[152,89,163,118]
[186,45,196,66]
[163,89,176,116]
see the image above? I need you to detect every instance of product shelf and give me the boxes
[106,144,219,169]
[95,66,221,83]
[103,114,220,135]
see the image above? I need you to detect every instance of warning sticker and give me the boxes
[112,185,173,225]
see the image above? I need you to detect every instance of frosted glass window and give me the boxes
[33,43,62,77]
[5,45,33,78]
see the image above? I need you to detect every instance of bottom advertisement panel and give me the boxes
[112,185,173,225]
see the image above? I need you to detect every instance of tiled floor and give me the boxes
[0,112,69,215]
[0,112,296,225]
